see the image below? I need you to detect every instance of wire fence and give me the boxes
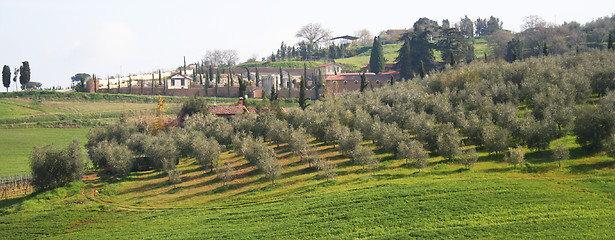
[0,173,32,199]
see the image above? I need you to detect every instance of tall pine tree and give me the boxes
[369,36,385,74]
[608,33,614,50]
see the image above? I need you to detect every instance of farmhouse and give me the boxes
[167,74,192,89]
[326,72,399,95]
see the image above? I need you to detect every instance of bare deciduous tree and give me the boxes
[296,23,332,46]
[203,49,239,67]
[354,29,372,46]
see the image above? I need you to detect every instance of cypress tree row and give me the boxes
[369,36,385,74]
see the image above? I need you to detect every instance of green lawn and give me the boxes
[2,176,614,239]
[0,128,91,176]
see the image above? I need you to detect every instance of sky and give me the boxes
[0,0,612,89]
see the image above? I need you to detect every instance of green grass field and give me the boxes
[0,128,91,176]
[1,131,615,238]
[336,37,492,69]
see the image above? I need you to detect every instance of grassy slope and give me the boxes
[1,134,615,239]
[234,61,325,69]
[0,128,91,176]
[336,37,492,69]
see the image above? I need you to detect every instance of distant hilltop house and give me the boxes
[314,63,344,76]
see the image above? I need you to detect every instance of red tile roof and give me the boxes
[208,105,250,115]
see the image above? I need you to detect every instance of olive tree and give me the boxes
[504,146,526,168]
[551,141,569,168]
[216,162,235,186]
[191,136,221,172]
[397,140,429,165]
[351,145,378,169]
[31,140,84,190]
[459,148,479,168]
[436,123,461,161]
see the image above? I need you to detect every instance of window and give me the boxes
[343,81,347,85]
[376,80,380,85]
[181,79,185,86]
[354,80,358,85]
[171,79,176,86]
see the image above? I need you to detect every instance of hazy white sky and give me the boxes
[0,0,612,89]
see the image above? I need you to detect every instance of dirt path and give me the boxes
[80,173,111,204]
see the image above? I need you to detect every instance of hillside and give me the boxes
[2,51,615,239]
[336,37,491,70]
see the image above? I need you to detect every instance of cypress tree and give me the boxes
[315,69,323,100]
[152,73,155,95]
[215,68,220,97]
[450,52,456,67]
[543,42,549,56]
[117,74,121,94]
[208,65,214,83]
[369,36,385,74]
[183,56,187,75]
[19,61,30,91]
[3,65,11,92]
[390,75,395,85]
[279,67,283,89]
[140,78,143,95]
[396,37,412,80]
[360,72,368,92]
[419,61,426,79]
[107,75,110,93]
[159,70,162,94]
[299,76,307,110]
[288,71,292,97]
[244,66,251,84]
[128,75,132,94]
[608,33,614,50]
[227,68,231,97]
[255,65,260,87]
[238,75,247,98]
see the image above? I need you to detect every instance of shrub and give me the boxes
[177,96,209,124]
[31,140,84,191]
